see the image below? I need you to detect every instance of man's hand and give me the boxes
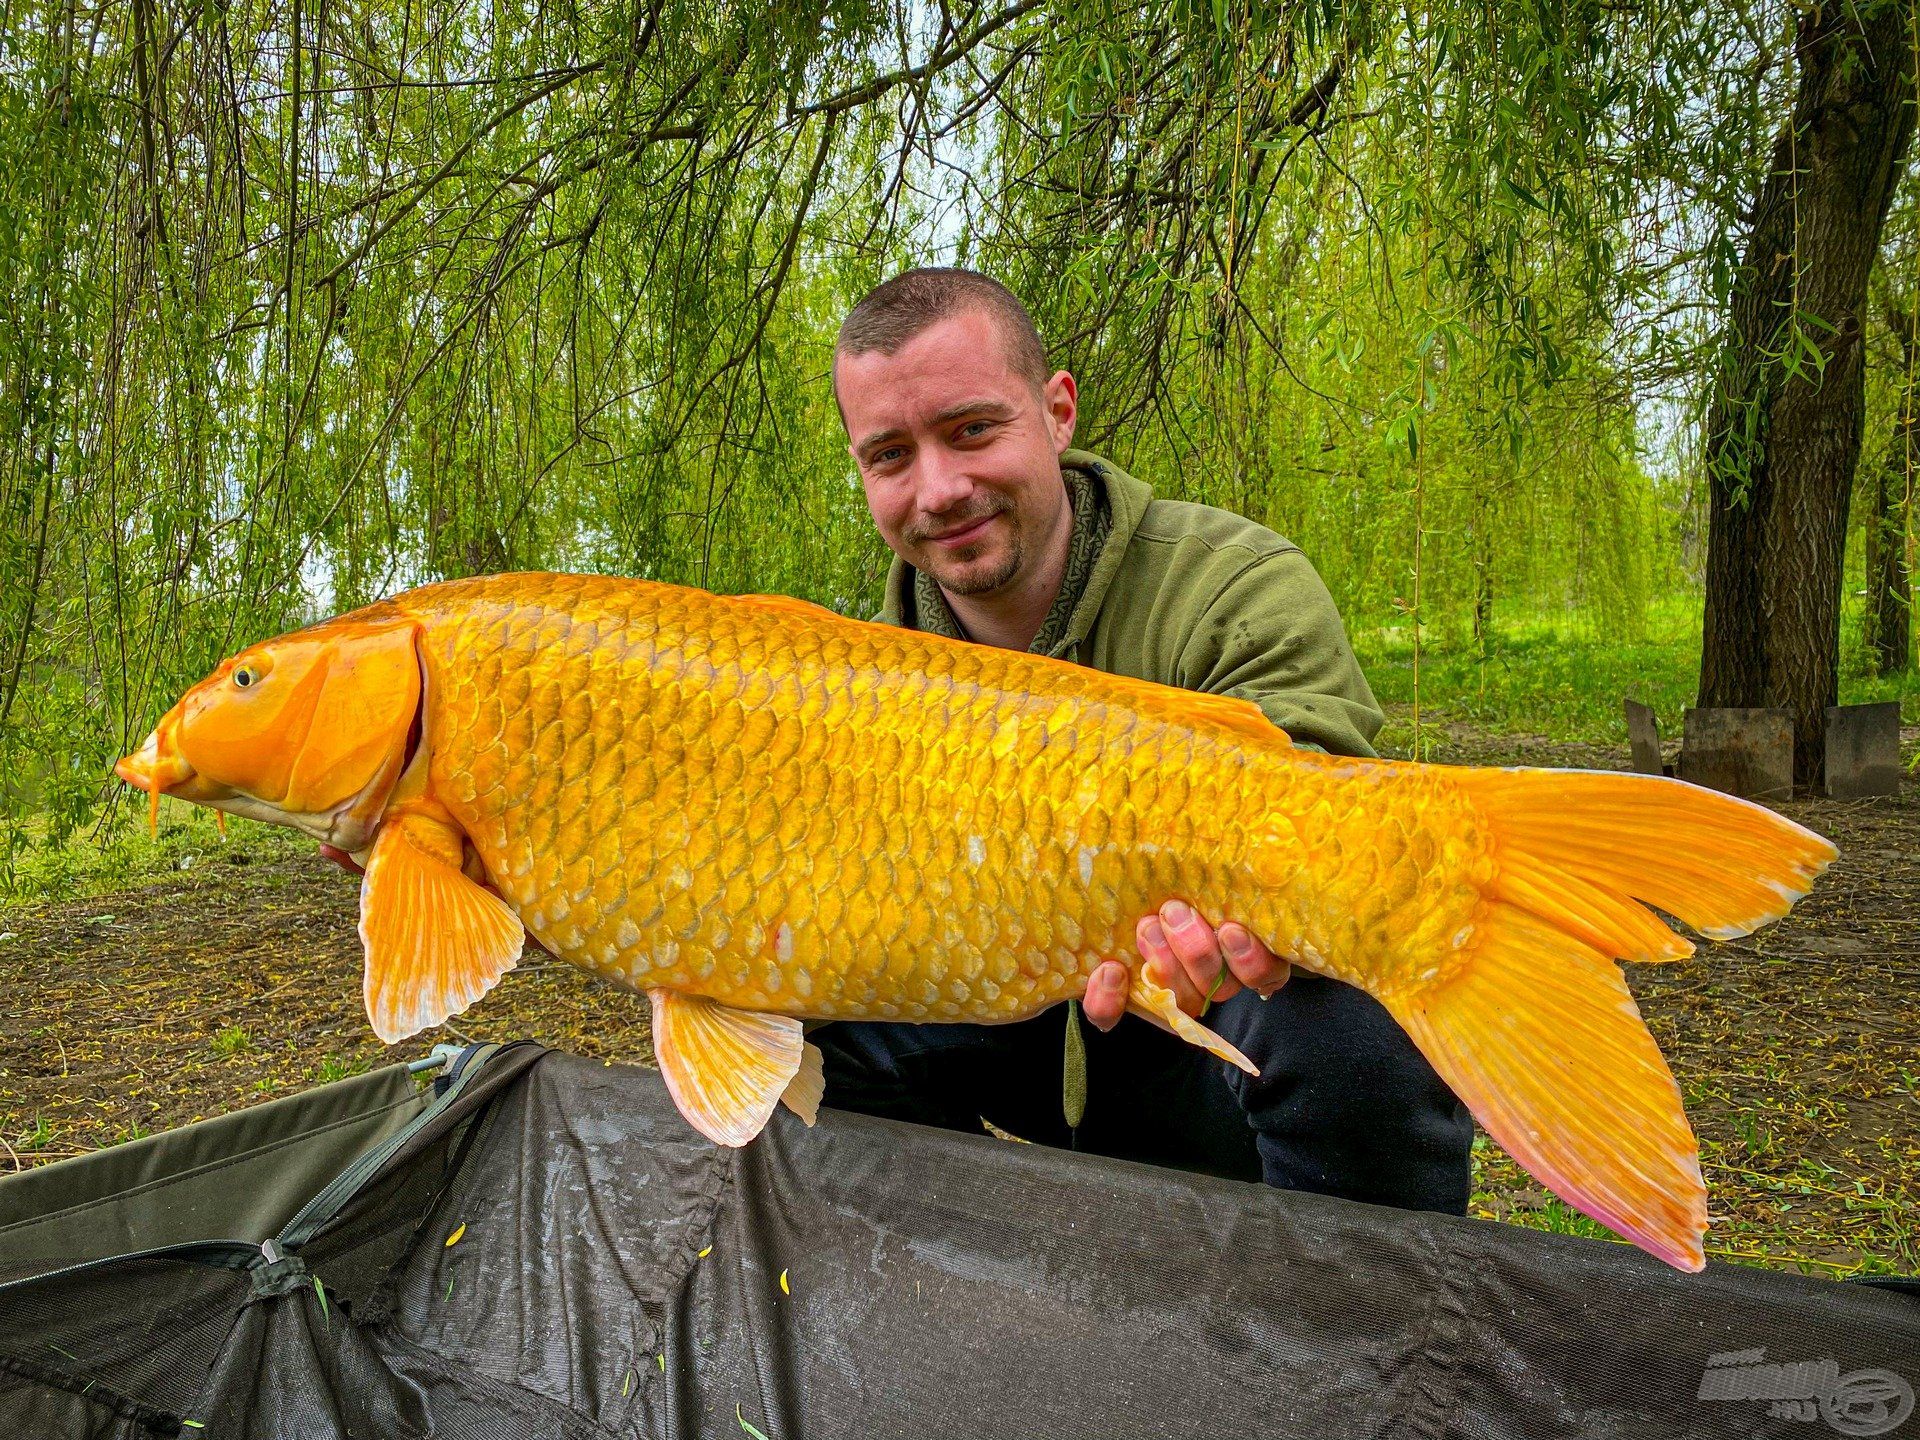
[1082,899,1291,1032]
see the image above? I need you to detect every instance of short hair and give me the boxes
[835,268,1050,388]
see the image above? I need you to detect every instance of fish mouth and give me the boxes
[113,725,388,847]
[121,719,246,833]
[116,717,212,833]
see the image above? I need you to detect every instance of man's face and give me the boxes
[838,308,1077,598]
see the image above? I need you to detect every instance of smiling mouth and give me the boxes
[926,513,998,547]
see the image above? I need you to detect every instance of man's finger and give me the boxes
[1219,922,1288,995]
[1082,959,1129,1031]
[1137,915,1206,1016]
[1158,900,1243,1006]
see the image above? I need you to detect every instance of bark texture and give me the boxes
[1698,0,1919,784]
[1865,294,1916,675]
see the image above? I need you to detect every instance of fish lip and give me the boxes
[115,728,197,795]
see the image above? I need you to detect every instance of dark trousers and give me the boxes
[814,973,1474,1214]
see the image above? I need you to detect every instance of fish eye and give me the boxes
[233,666,257,689]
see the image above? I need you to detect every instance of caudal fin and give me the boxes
[1392,768,1836,1272]
[1383,906,1706,1268]
[1462,768,1836,944]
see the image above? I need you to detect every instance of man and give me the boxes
[818,267,1473,1213]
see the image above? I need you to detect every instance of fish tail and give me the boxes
[1380,769,1836,1272]
[1460,768,1836,945]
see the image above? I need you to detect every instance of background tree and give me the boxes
[1697,0,1918,783]
[0,0,1913,852]
[1864,172,1918,677]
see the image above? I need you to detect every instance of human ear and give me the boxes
[1043,369,1078,452]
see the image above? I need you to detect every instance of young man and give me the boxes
[820,267,1473,1213]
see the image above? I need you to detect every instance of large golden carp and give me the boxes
[116,573,1835,1270]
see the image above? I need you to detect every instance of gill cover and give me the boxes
[277,620,424,818]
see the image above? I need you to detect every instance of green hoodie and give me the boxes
[876,449,1384,759]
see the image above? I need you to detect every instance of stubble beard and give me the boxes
[905,499,1027,597]
[924,519,1024,597]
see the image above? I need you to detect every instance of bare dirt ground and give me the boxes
[2,719,1915,1276]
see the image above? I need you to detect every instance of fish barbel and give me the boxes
[116,572,1836,1271]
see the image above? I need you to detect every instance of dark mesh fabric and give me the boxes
[2,1044,1914,1438]
[296,1043,548,1311]
[0,1256,250,1418]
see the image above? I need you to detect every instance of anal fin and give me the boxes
[650,990,815,1146]
[1128,970,1258,1075]
[360,813,525,1043]
[782,1040,825,1125]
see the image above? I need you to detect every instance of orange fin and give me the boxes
[1128,970,1258,1075]
[649,990,812,1146]
[781,1040,825,1125]
[359,814,524,1043]
[1491,852,1693,962]
[1384,905,1707,1271]
[1461,768,1835,942]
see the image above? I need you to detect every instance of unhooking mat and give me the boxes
[1,1041,1915,1438]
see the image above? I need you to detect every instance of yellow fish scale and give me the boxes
[392,573,1486,1022]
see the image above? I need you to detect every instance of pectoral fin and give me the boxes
[360,814,524,1043]
[649,990,823,1146]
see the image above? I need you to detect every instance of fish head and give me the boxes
[115,617,422,852]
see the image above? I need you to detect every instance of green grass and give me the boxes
[12,1115,56,1153]
[1356,592,1920,747]
[211,1026,252,1058]
[0,803,303,910]
[310,1054,376,1086]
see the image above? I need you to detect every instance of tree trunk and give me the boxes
[1698,0,1918,786]
[1866,296,1916,675]
[1472,488,1495,659]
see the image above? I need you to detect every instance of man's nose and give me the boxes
[914,445,976,514]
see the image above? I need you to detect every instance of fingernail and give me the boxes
[1140,918,1166,949]
[1162,899,1193,930]
[1220,927,1251,960]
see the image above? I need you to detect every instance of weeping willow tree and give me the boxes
[0,0,1903,843]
